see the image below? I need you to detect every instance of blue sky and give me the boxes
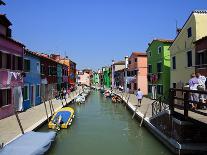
[1,0,207,70]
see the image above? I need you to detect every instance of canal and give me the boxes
[39,91,173,155]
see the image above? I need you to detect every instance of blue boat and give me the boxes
[0,131,56,155]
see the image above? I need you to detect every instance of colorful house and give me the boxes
[194,36,207,77]
[127,52,148,94]
[50,54,63,92]
[0,14,25,119]
[59,57,76,89]
[112,61,125,89]
[146,39,173,99]
[23,50,41,110]
[92,72,100,86]
[102,67,111,88]
[169,10,207,88]
[77,70,90,86]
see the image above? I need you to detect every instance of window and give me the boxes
[187,51,192,67]
[129,60,131,65]
[17,57,23,70]
[41,64,45,75]
[24,59,30,72]
[0,89,11,107]
[23,85,29,101]
[157,62,162,72]
[157,85,163,95]
[36,62,40,72]
[48,66,51,76]
[173,83,176,88]
[134,83,137,90]
[135,58,137,62]
[196,52,207,67]
[127,71,130,76]
[148,51,151,57]
[158,46,162,54]
[127,83,131,89]
[172,56,176,69]
[36,85,40,97]
[6,53,11,69]
[148,64,152,73]
[187,27,192,38]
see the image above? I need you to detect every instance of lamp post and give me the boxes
[112,59,115,89]
[124,56,129,92]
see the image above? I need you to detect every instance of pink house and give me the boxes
[0,14,25,119]
[127,52,148,95]
[77,70,90,86]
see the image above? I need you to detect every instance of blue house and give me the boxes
[23,50,41,110]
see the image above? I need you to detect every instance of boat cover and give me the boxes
[53,111,71,124]
[0,131,56,155]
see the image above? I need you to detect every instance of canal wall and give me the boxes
[111,91,183,154]
[0,87,83,146]
[112,90,207,155]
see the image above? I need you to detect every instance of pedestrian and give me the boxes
[136,88,143,107]
[196,72,206,103]
[188,73,199,109]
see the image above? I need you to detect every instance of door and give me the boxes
[31,85,36,106]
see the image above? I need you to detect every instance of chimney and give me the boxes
[50,54,60,61]
[176,28,182,35]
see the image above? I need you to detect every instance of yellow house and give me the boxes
[169,10,207,88]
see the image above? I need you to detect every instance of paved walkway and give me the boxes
[112,89,154,119]
[0,87,82,145]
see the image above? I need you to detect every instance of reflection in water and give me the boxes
[38,91,172,155]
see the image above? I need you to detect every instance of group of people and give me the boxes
[188,73,207,109]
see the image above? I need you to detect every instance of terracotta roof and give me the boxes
[25,50,64,65]
[0,14,12,26]
[194,36,207,44]
[132,52,147,56]
[114,60,125,65]
[0,34,25,47]
[153,39,174,43]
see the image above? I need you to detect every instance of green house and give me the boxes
[146,39,173,99]
[102,67,111,88]
[93,72,99,86]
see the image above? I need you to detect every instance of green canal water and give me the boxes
[39,91,173,155]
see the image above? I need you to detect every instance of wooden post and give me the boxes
[184,91,189,119]
[132,104,139,119]
[140,103,151,127]
[14,111,24,134]
[42,97,49,123]
[13,95,24,134]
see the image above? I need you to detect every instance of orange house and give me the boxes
[59,57,76,86]
[127,52,148,95]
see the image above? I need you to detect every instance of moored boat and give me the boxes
[48,107,75,130]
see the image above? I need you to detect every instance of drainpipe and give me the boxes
[124,56,129,92]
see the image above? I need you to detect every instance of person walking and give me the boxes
[196,72,206,103]
[189,73,199,109]
[136,88,143,107]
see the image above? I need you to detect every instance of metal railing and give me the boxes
[152,96,169,116]
[169,88,207,120]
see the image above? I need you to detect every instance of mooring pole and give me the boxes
[42,97,49,123]
[140,103,151,127]
[13,95,24,134]
[14,111,24,134]
[132,102,139,119]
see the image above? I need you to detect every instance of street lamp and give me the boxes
[124,56,129,92]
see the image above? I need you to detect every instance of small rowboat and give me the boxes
[48,107,75,129]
